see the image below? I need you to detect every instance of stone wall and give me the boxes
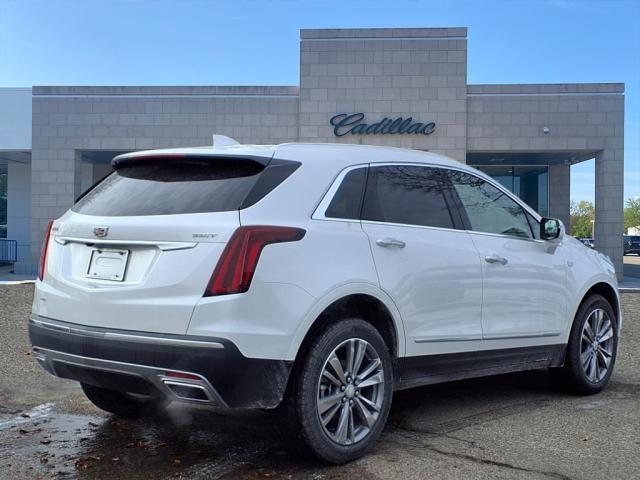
[299,28,468,161]
[28,86,299,264]
[467,83,625,276]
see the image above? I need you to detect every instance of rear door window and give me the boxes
[325,167,367,220]
[72,158,296,216]
[361,165,455,229]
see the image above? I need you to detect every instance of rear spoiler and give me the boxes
[111,152,275,170]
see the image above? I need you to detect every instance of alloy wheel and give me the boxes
[580,308,615,383]
[316,338,385,445]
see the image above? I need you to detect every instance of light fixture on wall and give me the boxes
[542,126,550,135]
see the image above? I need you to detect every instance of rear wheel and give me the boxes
[81,383,170,419]
[559,294,618,395]
[283,319,394,464]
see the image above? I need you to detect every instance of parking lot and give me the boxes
[0,284,638,480]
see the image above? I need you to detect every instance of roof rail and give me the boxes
[212,134,240,147]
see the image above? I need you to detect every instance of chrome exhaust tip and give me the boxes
[162,380,212,403]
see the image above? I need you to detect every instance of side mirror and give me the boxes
[540,217,564,242]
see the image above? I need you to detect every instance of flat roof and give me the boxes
[26,82,625,98]
[31,86,299,96]
[467,83,625,95]
[301,27,467,39]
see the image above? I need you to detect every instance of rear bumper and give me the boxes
[29,316,292,409]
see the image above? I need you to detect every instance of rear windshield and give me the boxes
[72,158,293,216]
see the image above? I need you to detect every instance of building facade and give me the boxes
[0,27,626,278]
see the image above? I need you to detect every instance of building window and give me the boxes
[472,165,549,217]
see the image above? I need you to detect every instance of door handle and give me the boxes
[376,238,406,249]
[484,254,508,265]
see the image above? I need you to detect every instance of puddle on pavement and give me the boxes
[0,405,332,479]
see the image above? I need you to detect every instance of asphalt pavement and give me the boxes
[1,284,639,480]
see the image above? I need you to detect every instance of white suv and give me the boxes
[30,142,620,463]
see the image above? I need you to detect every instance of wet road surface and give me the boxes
[1,285,639,479]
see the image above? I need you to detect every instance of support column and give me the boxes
[594,150,624,282]
[21,147,81,274]
[7,162,31,269]
[548,163,570,230]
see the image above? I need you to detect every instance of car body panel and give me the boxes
[285,281,407,360]
[30,142,621,408]
[467,232,568,341]
[34,210,239,335]
[362,221,483,357]
[563,236,621,333]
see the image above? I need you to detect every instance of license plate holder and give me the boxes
[87,248,130,281]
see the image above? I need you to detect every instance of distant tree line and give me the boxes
[570,197,640,238]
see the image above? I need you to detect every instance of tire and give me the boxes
[282,318,394,464]
[81,383,170,419]
[559,294,618,395]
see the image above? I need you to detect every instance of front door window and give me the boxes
[447,171,533,239]
[472,165,549,216]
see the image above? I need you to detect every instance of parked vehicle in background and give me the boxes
[578,238,595,249]
[624,235,640,255]
[30,141,621,463]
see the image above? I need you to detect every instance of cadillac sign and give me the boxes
[330,113,436,137]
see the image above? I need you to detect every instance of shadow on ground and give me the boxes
[2,370,565,480]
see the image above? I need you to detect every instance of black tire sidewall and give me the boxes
[565,294,618,394]
[293,318,394,464]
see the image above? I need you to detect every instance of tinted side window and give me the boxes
[362,166,455,229]
[525,211,541,239]
[448,171,533,239]
[325,167,366,219]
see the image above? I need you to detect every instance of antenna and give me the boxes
[212,134,240,147]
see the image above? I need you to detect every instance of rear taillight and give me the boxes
[205,226,306,296]
[38,220,54,281]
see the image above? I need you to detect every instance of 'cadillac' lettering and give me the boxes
[330,113,436,137]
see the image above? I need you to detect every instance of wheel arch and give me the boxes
[569,280,621,337]
[581,282,621,327]
[286,283,406,363]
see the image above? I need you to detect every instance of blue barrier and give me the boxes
[0,239,18,263]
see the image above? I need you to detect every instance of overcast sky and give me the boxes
[1,0,638,203]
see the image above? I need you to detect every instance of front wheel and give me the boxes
[284,319,394,464]
[559,294,618,395]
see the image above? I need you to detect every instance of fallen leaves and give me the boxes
[74,455,101,470]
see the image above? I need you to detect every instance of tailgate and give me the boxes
[34,212,238,335]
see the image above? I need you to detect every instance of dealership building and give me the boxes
[0,27,626,278]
